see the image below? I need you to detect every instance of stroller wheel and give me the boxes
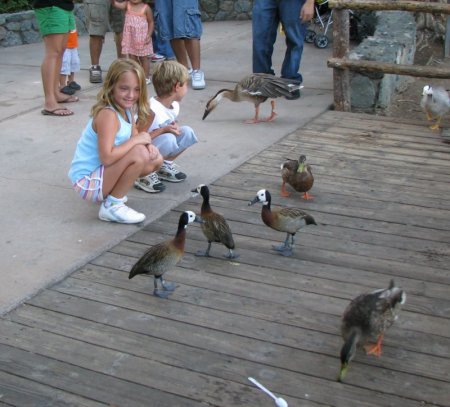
[314,34,329,49]
[305,29,316,43]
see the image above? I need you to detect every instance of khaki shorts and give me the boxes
[84,0,124,36]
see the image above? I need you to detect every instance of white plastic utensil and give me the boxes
[248,377,288,407]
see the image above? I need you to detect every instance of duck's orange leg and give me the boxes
[364,334,384,357]
[280,181,290,197]
[430,116,442,130]
[262,100,277,122]
[302,192,314,200]
[245,105,263,124]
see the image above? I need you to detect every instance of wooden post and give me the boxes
[332,9,351,111]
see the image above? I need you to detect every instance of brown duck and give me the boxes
[191,184,239,259]
[248,189,316,257]
[281,154,314,200]
[338,279,406,382]
[128,211,202,298]
[202,73,303,124]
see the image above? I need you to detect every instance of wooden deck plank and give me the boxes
[1,111,450,406]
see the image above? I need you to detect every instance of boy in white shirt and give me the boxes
[135,61,198,193]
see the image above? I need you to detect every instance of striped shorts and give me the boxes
[73,165,104,203]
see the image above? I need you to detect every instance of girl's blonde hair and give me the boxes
[152,60,190,97]
[91,58,151,124]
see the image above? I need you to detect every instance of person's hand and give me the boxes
[165,121,181,136]
[146,144,160,160]
[300,0,315,22]
[134,131,152,145]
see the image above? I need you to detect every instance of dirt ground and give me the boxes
[386,38,450,129]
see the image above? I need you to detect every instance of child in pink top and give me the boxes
[112,0,154,84]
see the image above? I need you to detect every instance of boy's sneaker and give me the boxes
[157,162,187,182]
[134,172,166,193]
[99,202,145,224]
[68,81,81,91]
[191,69,205,90]
[151,53,166,62]
[60,85,76,95]
[89,65,102,83]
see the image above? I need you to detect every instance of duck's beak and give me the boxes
[337,363,349,382]
[194,215,204,224]
[202,107,211,120]
[248,196,259,206]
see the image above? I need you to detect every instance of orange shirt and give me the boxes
[66,29,78,49]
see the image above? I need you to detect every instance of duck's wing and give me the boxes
[241,73,302,98]
[431,87,450,115]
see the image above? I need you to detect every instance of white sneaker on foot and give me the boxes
[191,69,205,90]
[99,202,145,224]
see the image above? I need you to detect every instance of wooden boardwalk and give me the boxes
[1,111,450,407]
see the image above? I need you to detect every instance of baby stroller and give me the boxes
[305,0,358,49]
[305,0,332,48]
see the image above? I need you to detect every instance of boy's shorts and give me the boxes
[61,48,81,75]
[156,0,202,41]
[34,6,75,37]
[152,125,198,158]
[73,165,104,203]
[84,0,124,36]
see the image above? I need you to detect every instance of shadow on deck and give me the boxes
[1,111,449,406]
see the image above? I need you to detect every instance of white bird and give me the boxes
[420,85,450,130]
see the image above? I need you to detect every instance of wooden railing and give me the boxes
[327,0,450,111]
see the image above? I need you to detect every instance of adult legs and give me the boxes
[41,33,72,113]
[279,0,305,81]
[89,35,104,66]
[252,0,279,75]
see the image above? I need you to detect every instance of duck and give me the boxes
[338,279,407,382]
[128,210,202,298]
[281,154,314,200]
[202,73,303,124]
[420,85,450,130]
[248,189,317,257]
[191,184,239,259]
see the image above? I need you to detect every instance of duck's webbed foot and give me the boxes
[302,192,314,200]
[224,249,239,259]
[153,277,176,298]
[364,334,384,357]
[280,182,290,197]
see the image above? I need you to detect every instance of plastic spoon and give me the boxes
[248,377,288,407]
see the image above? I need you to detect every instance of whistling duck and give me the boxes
[248,189,316,257]
[281,154,314,200]
[128,210,202,298]
[191,184,239,259]
[420,85,450,130]
[338,279,406,382]
[202,73,303,124]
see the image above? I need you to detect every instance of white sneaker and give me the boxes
[99,202,145,224]
[146,77,152,85]
[191,69,205,90]
[151,53,166,62]
[134,172,166,193]
[157,162,187,182]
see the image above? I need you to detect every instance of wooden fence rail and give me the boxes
[328,0,450,111]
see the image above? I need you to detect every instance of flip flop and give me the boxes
[58,95,79,103]
[41,108,74,117]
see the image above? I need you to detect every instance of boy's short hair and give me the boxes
[152,61,190,97]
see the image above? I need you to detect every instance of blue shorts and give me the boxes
[152,125,198,158]
[61,48,80,75]
[155,0,202,41]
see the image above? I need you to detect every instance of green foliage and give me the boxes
[0,0,33,13]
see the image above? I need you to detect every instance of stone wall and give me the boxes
[349,11,417,112]
[0,1,253,48]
